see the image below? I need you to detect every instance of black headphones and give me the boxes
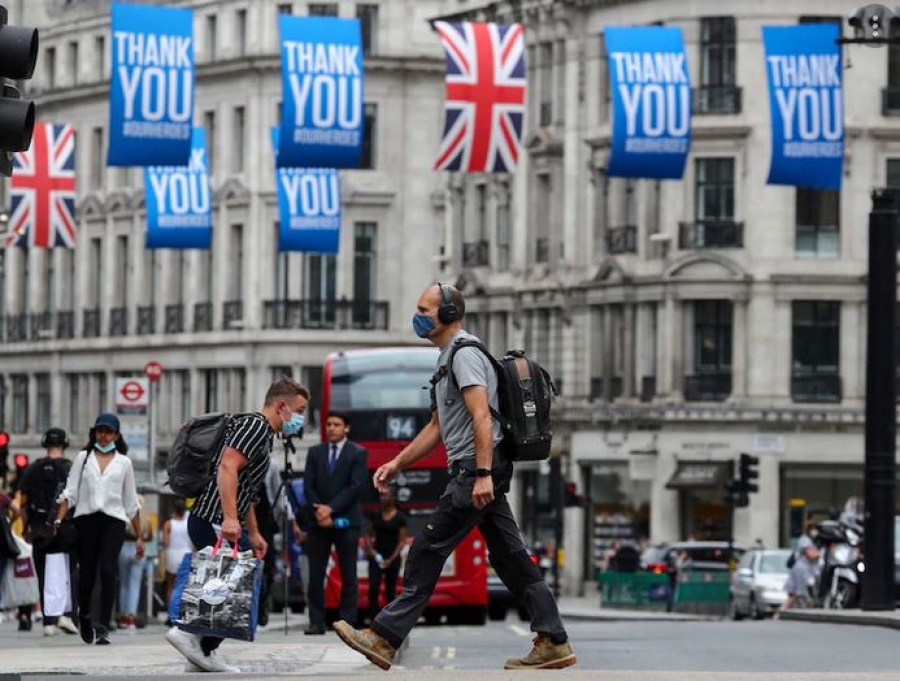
[41,428,69,449]
[436,282,460,324]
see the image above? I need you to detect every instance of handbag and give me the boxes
[0,534,40,608]
[43,553,71,618]
[48,452,91,554]
[170,539,262,642]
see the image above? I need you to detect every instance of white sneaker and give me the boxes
[57,616,79,635]
[43,625,59,637]
[202,651,241,673]
[165,628,208,670]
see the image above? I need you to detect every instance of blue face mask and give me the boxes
[282,412,305,436]
[95,440,116,454]
[412,313,436,339]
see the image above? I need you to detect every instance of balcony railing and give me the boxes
[29,312,52,341]
[535,237,550,263]
[462,240,490,267]
[56,311,74,340]
[606,225,637,255]
[5,314,26,342]
[640,375,657,402]
[109,307,128,336]
[679,220,743,249]
[165,304,185,334]
[263,299,390,331]
[693,85,742,115]
[137,306,156,335]
[223,300,244,330]
[193,302,213,332]
[684,372,732,402]
[791,373,842,404]
[83,308,101,338]
[590,376,623,401]
[883,86,900,116]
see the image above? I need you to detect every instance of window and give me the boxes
[356,4,379,56]
[695,158,734,222]
[203,370,218,412]
[308,3,338,16]
[179,370,191,422]
[272,366,293,381]
[353,223,376,324]
[91,127,104,188]
[19,251,29,313]
[236,9,248,56]
[694,301,732,372]
[888,158,900,188]
[145,250,157,305]
[206,14,218,61]
[97,372,107,414]
[889,18,900,113]
[535,174,551,262]
[204,110,216,175]
[497,183,511,271]
[359,103,377,169]
[233,106,245,173]
[69,40,79,85]
[476,184,488,241]
[45,251,55,314]
[539,43,553,126]
[796,189,839,258]
[90,238,102,306]
[116,235,129,306]
[698,17,737,113]
[45,46,56,89]
[274,224,290,301]
[62,250,75,310]
[792,301,841,402]
[35,374,50,432]
[302,365,323,428]
[67,375,79,433]
[306,253,337,324]
[278,3,293,14]
[230,224,244,301]
[11,374,27,434]
[95,36,106,80]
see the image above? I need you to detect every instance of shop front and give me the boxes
[665,460,733,541]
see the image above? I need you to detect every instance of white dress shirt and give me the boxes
[60,449,140,523]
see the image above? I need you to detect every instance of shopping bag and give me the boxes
[43,553,71,617]
[0,535,39,608]
[171,540,262,642]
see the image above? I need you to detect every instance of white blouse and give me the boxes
[60,450,140,524]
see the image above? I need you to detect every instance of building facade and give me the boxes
[0,0,449,465]
[436,0,900,593]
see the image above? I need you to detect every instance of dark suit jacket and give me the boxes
[303,440,368,529]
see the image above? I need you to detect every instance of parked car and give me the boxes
[641,540,748,576]
[729,549,791,619]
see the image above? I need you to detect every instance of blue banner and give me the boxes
[272,128,341,253]
[277,15,363,169]
[763,24,843,190]
[144,128,212,249]
[605,27,691,179]
[108,2,194,167]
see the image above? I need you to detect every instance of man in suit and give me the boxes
[303,411,368,634]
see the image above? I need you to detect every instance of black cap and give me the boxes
[42,427,68,449]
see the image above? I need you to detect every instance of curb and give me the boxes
[779,609,900,630]
[560,610,716,623]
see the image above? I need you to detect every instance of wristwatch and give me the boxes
[53,519,61,527]
[475,468,492,478]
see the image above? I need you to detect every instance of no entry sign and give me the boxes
[145,361,164,382]
[116,377,150,416]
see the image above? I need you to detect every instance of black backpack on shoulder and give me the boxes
[165,412,236,498]
[435,340,557,461]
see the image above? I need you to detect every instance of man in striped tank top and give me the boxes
[166,378,310,673]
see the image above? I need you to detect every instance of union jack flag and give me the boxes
[6,123,77,248]
[434,21,526,173]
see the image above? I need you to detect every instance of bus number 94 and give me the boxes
[386,415,416,440]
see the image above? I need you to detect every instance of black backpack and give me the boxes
[165,412,237,497]
[24,458,70,518]
[435,340,557,462]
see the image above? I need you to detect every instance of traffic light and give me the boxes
[564,481,581,507]
[0,5,38,177]
[0,430,8,481]
[738,453,760,495]
[12,452,27,488]
[725,479,749,508]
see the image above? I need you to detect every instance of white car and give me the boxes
[729,549,791,619]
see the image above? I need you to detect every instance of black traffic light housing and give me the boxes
[0,430,8,481]
[564,480,581,507]
[12,451,27,488]
[738,453,760,495]
[0,5,38,177]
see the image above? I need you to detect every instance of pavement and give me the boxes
[780,606,900,630]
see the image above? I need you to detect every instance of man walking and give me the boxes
[333,283,576,671]
[303,412,367,634]
[165,378,309,673]
[17,428,79,637]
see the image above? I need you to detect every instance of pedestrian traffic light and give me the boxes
[0,5,38,177]
[564,481,581,507]
[12,452,27,488]
[738,453,760,495]
[0,430,8,481]
[724,479,749,508]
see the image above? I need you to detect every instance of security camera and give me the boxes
[848,4,894,43]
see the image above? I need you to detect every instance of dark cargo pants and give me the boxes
[371,457,567,648]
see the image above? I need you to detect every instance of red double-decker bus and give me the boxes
[321,347,488,625]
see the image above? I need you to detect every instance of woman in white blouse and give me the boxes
[56,413,143,646]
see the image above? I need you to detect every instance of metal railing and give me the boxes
[165,304,184,334]
[606,225,637,255]
[83,308,101,338]
[193,302,213,332]
[693,85,742,114]
[679,221,743,249]
[223,300,244,330]
[590,376,623,401]
[791,374,842,404]
[56,311,74,340]
[535,237,550,263]
[262,299,390,331]
[109,307,128,336]
[640,376,657,402]
[5,314,26,342]
[462,240,490,267]
[684,372,732,402]
[29,312,52,341]
[137,306,156,335]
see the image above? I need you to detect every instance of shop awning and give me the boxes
[665,461,730,490]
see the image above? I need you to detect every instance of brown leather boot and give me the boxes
[333,620,397,671]
[504,635,577,670]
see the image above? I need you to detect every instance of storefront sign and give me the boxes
[665,461,729,489]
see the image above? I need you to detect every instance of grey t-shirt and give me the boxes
[434,331,503,463]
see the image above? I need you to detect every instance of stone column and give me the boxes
[731,299,748,399]
[670,297,684,399]
[602,305,613,400]
[623,303,636,398]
